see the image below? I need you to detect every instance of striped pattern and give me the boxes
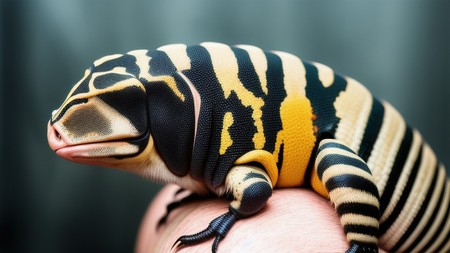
[329,83,450,251]
[316,139,380,249]
[179,43,317,188]
[379,142,450,252]
[225,165,273,217]
[322,54,450,251]
[49,42,450,252]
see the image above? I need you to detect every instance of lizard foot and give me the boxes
[172,210,238,253]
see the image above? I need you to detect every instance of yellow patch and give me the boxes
[275,97,316,187]
[271,51,316,188]
[219,112,234,155]
[202,42,266,150]
[235,150,278,188]
[157,44,191,71]
[310,169,329,198]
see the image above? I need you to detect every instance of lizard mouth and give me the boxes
[47,121,140,164]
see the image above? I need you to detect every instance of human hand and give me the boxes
[136,184,386,253]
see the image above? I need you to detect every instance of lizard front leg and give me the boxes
[174,164,273,252]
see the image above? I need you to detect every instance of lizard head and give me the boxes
[47,50,206,192]
[47,53,151,171]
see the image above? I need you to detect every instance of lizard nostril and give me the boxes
[54,128,61,141]
[47,121,67,151]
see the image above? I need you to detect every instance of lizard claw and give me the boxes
[346,243,378,253]
[173,211,237,252]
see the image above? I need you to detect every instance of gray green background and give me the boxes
[1,1,449,252]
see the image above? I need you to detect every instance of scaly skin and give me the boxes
[48,42,450,252]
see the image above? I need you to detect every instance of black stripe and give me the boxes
[147,50,178,76]
[243,172,268,182]
[379,144,424,235]
[51,98,88,124]
[303,62,348,188]
[147,78,195,177]
[317,141,355,155]
[304,145,316,189]
[71,71,91,96]
[239,181,273,217]
[93,54,139,77]
[317,154,371,180]
[326,174,379,198]
[337,203,379,220]
[261,51,285,154]
[184,45,220,183]
[93,73,133,89]
[358,98,385,162]
[226,91,258,149]
[434,222,450,252]
[304,62,348,135]
[389,163,439,252]
[380,127,413,212]
[276,143,284,173]
[231,47,265,97]
[420,182,450,251]
[98,86,147,134]
[404,167,446,252]
[344,224,378,238]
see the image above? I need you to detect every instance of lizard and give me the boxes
[47,42,450,252]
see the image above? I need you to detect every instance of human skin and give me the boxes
[136,184,386,253]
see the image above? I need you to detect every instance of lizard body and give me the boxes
[48,42,450,252]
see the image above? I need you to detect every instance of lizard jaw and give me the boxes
[47,121,139,164]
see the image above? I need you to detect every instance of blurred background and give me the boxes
[1,1,449,252]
